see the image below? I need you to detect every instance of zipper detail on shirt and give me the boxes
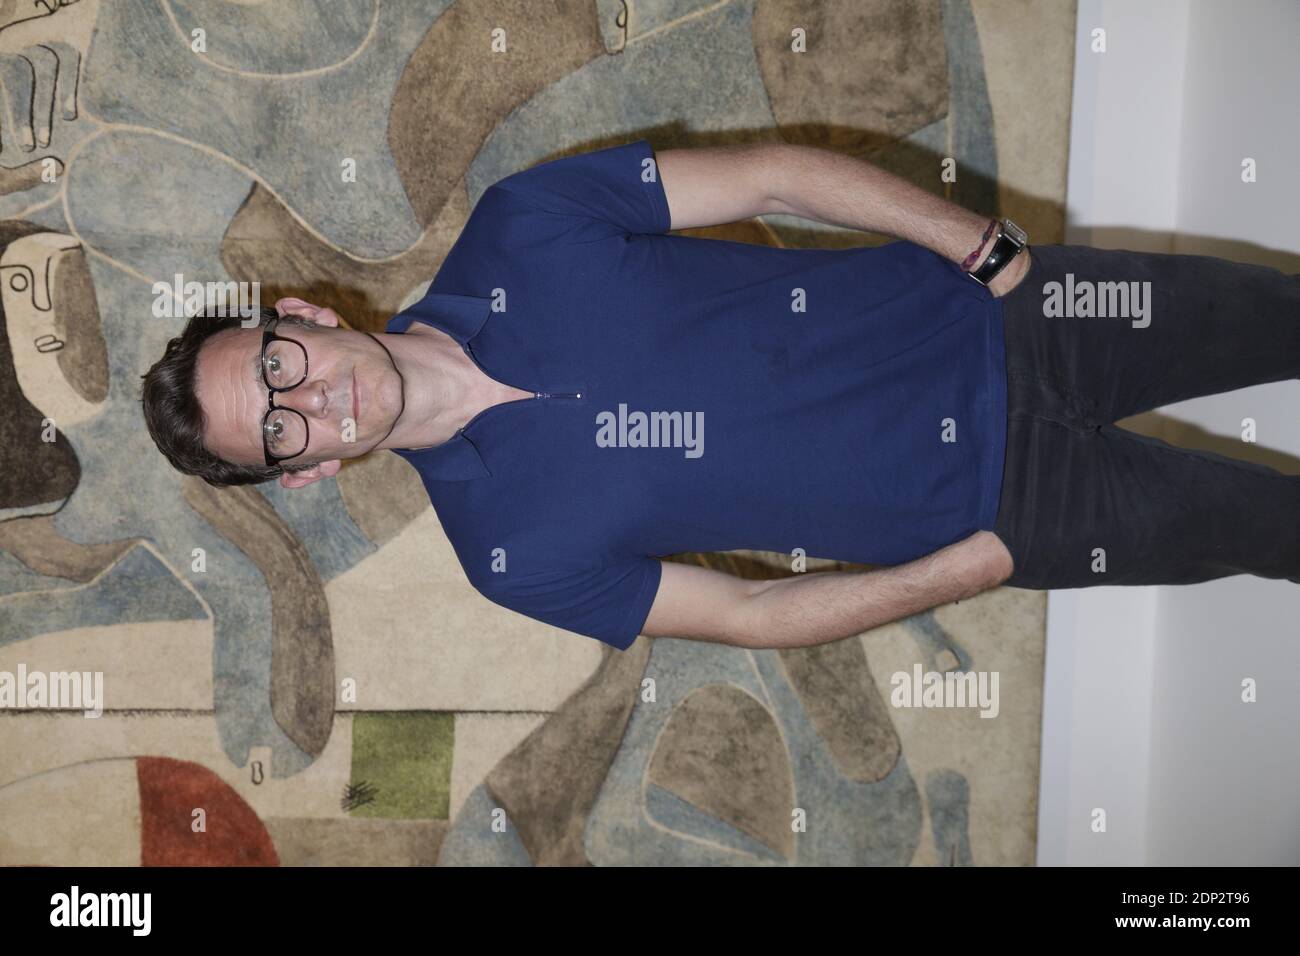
[461,341,584,419]
[465,342,582,399]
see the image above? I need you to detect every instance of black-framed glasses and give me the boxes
[260,317,311,466]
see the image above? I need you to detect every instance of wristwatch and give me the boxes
[967,218,1028,286]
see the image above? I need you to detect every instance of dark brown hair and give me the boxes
[139,306,321,487]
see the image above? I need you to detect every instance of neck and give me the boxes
[376,324,512,450]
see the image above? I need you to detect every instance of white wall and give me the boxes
[1040,0,1300,865]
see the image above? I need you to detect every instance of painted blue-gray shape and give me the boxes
[256,479,375,583]
[644,781,788,863]
[939,0,998,214]
[81,0,450,258]
[169,0,376,74]
[926,768,973,866]
[65,131,259,281]
[0,551,72,600]
[0,543,205,646]
[436,784,534,867]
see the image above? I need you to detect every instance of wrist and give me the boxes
[959,218,998,271]
[962,217,1030,293]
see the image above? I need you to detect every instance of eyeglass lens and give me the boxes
[264,339,309,460]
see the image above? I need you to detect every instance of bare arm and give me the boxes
[654,142,1030,297]
[641,530,1014,649]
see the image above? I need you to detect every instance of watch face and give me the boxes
[1004,219,1028,244]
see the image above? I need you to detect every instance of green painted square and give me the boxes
[348,712,453,819]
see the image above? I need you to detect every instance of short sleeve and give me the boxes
[471,556,663,651]
[489,139,672,239]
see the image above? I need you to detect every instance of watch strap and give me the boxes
[968,221,1023,285]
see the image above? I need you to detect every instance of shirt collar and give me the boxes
[385,290,494,481]
[384,289,492,344]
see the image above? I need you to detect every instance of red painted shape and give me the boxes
[137,756,279,866]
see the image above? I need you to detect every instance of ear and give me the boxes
[278,458,342,489]
[275,297,338,329]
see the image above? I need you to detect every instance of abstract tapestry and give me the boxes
[0,0,1075,866]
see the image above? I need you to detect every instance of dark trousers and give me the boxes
[991,243,1300,588]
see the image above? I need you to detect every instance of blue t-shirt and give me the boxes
[388,139,1007,650]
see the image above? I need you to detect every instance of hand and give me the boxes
[987,246,1031,299]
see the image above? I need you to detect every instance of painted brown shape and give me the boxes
[262,817,444,866]
[753,0,948,154]
[777,639,903,783]
[484,637,654,866]
[47,243,108,403]
[648,684,796,860]
[0,158,65,197]
[336,447,431,549]
[0,513,136,582]
[388,0,606,229]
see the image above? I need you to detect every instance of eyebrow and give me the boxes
[251,348,266,402]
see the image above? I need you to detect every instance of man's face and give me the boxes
[194,298,401,486]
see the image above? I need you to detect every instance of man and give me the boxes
[141,139,1299,651]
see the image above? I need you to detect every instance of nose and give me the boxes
[276,377,331,418]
